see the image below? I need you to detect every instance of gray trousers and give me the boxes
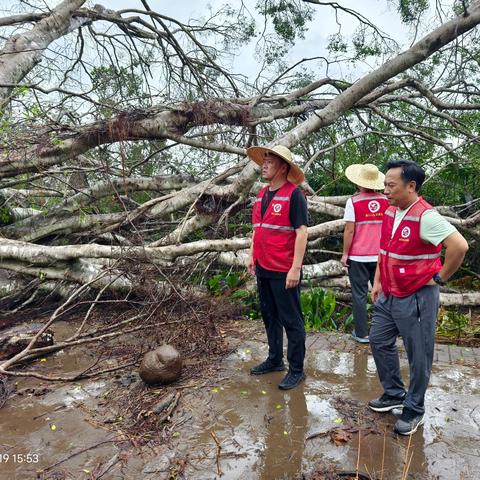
[348,260,377,338]
[370,285,440,414]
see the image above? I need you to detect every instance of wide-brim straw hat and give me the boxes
[246,145,305,185]
[345,163,385,190]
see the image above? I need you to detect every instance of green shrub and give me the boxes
[436,308,471,338]
[301,288,337,331]
[207,271,260,319]
[231,289,260,319]
[207,272,241,295]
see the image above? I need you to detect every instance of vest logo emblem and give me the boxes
[401,226,411,238]
[272,203,282,213]
[368,200,380,213]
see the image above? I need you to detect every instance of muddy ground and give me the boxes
[0,311,479,480]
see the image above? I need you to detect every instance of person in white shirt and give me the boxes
[341,164,389,343]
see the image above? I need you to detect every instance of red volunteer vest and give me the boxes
[252,181,297,272]
[379,197,442,298]
[348,192,389,257]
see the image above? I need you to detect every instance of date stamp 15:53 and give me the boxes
[0,453,40,464]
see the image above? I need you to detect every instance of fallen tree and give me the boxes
[0,0,478,311]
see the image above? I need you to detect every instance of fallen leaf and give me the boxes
[331,428,352,446]
[334,417,343,423]
[39,358,47,362]
[81,469,91,474]
[261,390,267,395]
[245,349,251,354]
[172,432,180,438]
[211,388,219,393]
[240,389,248,395]
[283,430,288,436]
[275,403,283,410]
[50,424,57,431]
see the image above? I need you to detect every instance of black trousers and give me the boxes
[348,260,377,338]
[256,276,306,374]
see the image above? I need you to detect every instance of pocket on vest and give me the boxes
[393,264,417,278]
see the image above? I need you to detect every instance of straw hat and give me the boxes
[246,145,305,185]
[345,163,385,190]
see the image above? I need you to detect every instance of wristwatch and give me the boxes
[432,273,445,286]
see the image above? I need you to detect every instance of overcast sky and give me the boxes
[0,0,457,84]
[98,0,415,81]
[91,0,455,78]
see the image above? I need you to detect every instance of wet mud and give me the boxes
[0,323,479,479]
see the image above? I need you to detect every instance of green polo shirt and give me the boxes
[392,205,457,246]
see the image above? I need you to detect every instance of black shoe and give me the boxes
[278,371,306,390]
[394,407,425,436]
[250,360,285,375]
[368,393,405,412]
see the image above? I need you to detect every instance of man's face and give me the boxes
[384,167,416,207]
[262,154,287,181]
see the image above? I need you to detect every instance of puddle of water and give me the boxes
[0,322,115,480]
[1,326,479,480]
[174,345,480,480]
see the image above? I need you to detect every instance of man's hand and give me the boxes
[286,267,301,289]
[247,255,256,276]
[371,281,382,303]
[340,254,349,267]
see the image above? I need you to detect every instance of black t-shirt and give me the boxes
[256,187,308,279]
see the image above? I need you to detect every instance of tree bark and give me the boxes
[0,0,87,109]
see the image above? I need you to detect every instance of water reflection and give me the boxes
[258,385,308,480]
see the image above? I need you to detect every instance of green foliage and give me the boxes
[24,104,45,122]
[220,5,256,48]
[327,34,348,55]
[0,205,13,225]
[257,0,314,43]
[231,289,260,319]
[207,272,242,295]
[337,306,354,331]
[452,0,472,16]
[207,271,260,319]
[49,132,64,147]
[436,307,471,338]
[256,0,314,64]
[352,27,383,58]
[13,85,29,97]
[301,288,337,331]
[397,0,429,23]
[90,63,146,117]
[227,223,253,236]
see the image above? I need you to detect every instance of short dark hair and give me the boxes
[386,159,425,192]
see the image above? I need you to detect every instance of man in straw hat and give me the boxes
[368,159,468,435]
[246,145,308,390]
[341,163,389,344]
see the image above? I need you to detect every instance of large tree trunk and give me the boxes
[0,0,87,109]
